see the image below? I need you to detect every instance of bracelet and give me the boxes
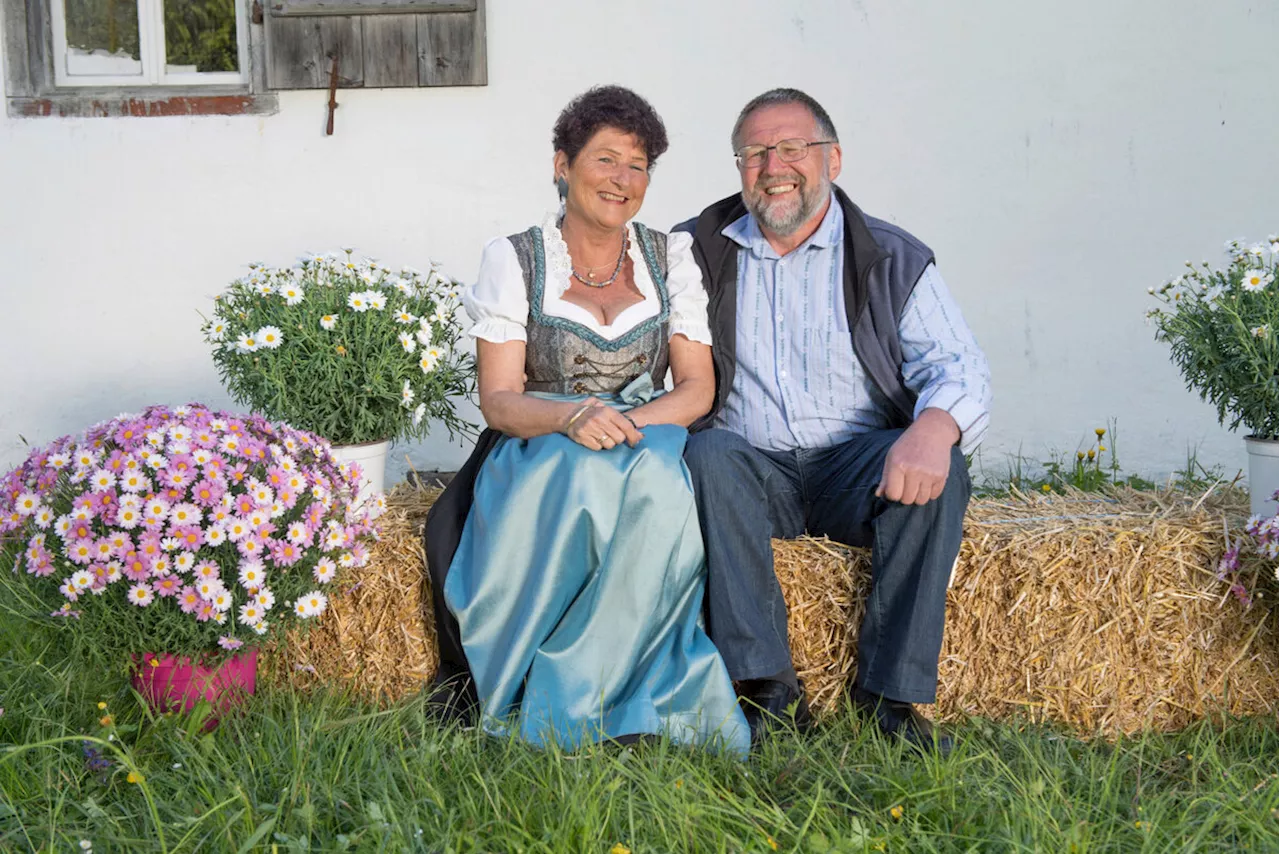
[621,412,640,431]
[563,403,593,433]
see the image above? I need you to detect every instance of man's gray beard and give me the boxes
[746,175,830,237]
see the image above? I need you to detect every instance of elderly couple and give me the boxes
[423,86,991,756]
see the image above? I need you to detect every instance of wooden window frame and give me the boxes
[4,0,278,117]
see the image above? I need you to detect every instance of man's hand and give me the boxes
[876,409,961,505]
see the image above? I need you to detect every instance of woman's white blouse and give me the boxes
[463,214,713,346]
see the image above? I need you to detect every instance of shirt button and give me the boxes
[779,370,788,378]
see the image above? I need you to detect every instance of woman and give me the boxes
[426,86,749,753]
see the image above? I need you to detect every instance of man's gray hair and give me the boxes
[730,88,839,152]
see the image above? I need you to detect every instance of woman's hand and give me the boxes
[563,398,644,450]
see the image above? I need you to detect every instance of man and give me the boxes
[677,88,991,752]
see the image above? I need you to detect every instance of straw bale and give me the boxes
[266,483,1278,734]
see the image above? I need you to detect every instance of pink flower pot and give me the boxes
[131,648,257,727]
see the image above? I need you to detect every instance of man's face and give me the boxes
[736,102,842,237]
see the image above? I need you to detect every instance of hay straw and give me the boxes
[267,483,1278,734]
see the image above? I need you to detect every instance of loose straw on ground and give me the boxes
[266,484,1278,734]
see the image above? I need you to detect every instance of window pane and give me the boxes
[164,0,239,73]
[63,0,143,76]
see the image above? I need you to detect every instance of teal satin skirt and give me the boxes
[443,387,750,755]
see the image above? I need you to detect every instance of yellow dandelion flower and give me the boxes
[1087,450,1096,461]
[1134,820,1148,830]
[1077,451,1085,460]
[610,846,631,854]
[674,779,683,789]
[126,771,142,784]
[1041,484,1052,493]
[1098,445,1107,453]
[335,345,348,356]
[149,658,160,668]
[97,701,107,710]
[99,715,112,727]
[1095,428,1106,438]
[766,837,779,851]
[890,804,904,820]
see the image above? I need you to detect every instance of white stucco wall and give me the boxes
[2,0,1276,485]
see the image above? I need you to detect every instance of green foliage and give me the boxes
[164,0,238,72]
[976,421,1156,497]
[64,0,140,57]
[204,253,476,447]
[63,0,238,72]
[1149,239,1279,439]
[1,616,1276,853]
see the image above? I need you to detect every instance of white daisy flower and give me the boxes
[204,526,227,546]
[347,293,370,312]
[238,561,266,589]
[254,587,276,611]
[401,380,416,408]
[313,558,337,584]
[210,589,233,613]
[337,552,357,568]
[392,279,414,296]
[257,326,284,349]
[160,537,183,553]
[252,620,269,636]
[119,470,150,493]
[237,333,261,353]
[1253,325,1270,338]
[197,578,225,600]
[128,584,154,607]
[367,291,387,311]
[70,569,94,590]
[171,503,202,526]
[213,611,227,625]
[395,307,417,324]
[34,506,54,528]
[15,492,40,516]
[225,518,251,541]
[238,603,264,626]
[413,402,427,426]
[207,321,227,341]
[151,556,172,576]
[174,551,196,573]
[419,353,440,374]
[398,332,416,354]
[278,283,306,305]
[46,453,70,469]
[1241,270,1272,292]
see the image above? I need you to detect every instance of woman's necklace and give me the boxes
[570,230,629,289]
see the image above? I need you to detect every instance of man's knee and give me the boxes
[684,427,753,476]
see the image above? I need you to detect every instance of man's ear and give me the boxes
[827,143,843,182]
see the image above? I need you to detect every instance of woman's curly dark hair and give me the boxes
[552,85,669,169]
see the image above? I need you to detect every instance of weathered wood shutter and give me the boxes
[265,0,485,89]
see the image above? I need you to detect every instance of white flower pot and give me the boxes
[1244,436,1278,518]
[329,439,390,507]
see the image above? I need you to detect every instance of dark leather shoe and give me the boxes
[851,687,952,756]
[739,679,814,745]
[423,671,478,727]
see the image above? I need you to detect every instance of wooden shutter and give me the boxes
[264,0,485,89]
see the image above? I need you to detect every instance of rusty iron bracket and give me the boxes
[325,54,340,136]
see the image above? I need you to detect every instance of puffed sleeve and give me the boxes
[664,231,713,346]
[462,237,529,343]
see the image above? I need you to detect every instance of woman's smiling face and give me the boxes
[556,126,650,230]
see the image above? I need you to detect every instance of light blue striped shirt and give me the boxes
[714,195,992,454]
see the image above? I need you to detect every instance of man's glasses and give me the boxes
[734,138,835,169]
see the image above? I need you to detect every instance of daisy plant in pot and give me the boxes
[203,251,475,502]
[0,404,383,719]
[1149,236,1279,516]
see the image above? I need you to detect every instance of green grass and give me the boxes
[970,420,1238,498]
[1,619,1276,854]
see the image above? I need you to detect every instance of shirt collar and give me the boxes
[721,191,842,259]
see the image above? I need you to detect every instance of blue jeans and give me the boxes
[684,428,970,704]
